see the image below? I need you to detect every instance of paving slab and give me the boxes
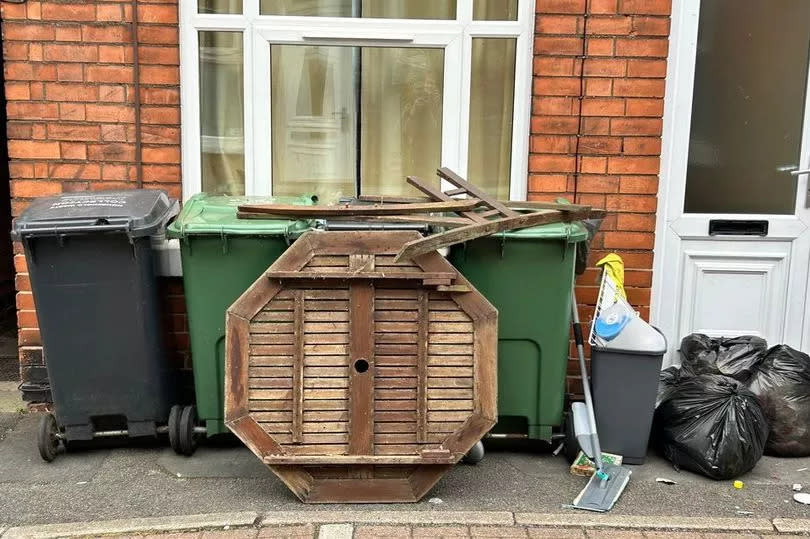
[772,518,810,534]
[1,511,259,539]
[261,511,515,527]
[513,515,774,533]
[317,523,353,539]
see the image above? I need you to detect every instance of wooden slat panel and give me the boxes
[374,343,418,355]
[250,389,293,400]
[376,366,418,377]
[249,378,293,389]
[264,299,295,311]
[428,322,473,333]
[305,322,350,333]
[428,300,460,311]
[429,333,473,344]
[375,355,417,367]
[304,366,349,377]
[303,399,349,411]
[250,366,292,378]
[376,322,418,333]
[307,256,349,267]
[375,400,416,411]
[376,389,417,400]
[376,411,417,422]
[254,311,295,322]
[375,422,417,434]
[303,388,348,400]
[304,411,349,422]
[428,312,471,322]
[375,433,417,444]
[250,344,296,356]
[249,356,294,367]
[375,299,418,310]
[250,334,295,345]
[375,333,418,344]
[306,311,349,322]
[302,289,350,300]
[349,281,374,455]
[427,388,474,399]
[428,411,474,422]
[374,378,417,389]
[426,400,473,411]
[250,322,295,334]
[303,356,350,367]
[374,311,418,322]
[429,344,474,355]
[428,366,474,377]
[303,378,349,389]
[249,399,292,411]
[287,444,348,456]
[304,333,349,344]
[426,378,473,388]
[374,289,419,299]
[426,355,473,366]
[416,289,429,443]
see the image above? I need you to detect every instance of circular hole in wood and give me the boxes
[354,359,370,373]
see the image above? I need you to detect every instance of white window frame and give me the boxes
[179,0,535,202]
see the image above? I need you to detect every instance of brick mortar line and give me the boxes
[5,512,810,538]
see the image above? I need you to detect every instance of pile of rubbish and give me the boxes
[654,334,810,480]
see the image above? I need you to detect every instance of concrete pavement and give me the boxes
[2,377,810,535]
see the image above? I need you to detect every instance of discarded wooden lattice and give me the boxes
[225,231,497,503]
[238,168,604,262]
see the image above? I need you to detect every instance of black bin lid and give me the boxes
[12,190,179,240]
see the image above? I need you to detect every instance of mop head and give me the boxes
[572,463,632,512]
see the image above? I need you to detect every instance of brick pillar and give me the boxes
[1,0,186,399]
[530,0,671,394]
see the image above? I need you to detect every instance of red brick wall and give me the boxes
[2,0,671,401]
[529,0,670,394]
[1,0,188,389]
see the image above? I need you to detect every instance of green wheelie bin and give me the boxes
[166,193,312,455]
[448,221,588,444]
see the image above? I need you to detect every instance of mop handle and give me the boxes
[571,286,605,473]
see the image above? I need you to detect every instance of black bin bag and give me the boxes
[680,334,767,382]
[748,345,810,457]
[654,374,769,480]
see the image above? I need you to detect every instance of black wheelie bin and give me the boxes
[13,190,179,461]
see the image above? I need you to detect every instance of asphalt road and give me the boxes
[1,413,810,527]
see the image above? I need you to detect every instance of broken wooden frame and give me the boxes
[225,231,498,503]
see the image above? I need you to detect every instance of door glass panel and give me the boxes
[199,31,245,195]
[684,0,810,215]
[468,38,516,199]
[260,0,456,19]
[271,45,443,200]
[473,0,518,21]
[199,0,242,14]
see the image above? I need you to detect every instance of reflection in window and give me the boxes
[271,45,443,200]
[199,0,242,14]
[684,0,810,214]
[199,32,245,195]
[473,0,518,21]
[468,39,516,199]
[260,0,456,19]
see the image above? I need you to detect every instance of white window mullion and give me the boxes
[510,0,537,201]
[252,37,272,196]
[442,34,465,189]
[179,1,201,201]
[242,26,256,196]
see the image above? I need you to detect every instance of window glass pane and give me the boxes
[270,45,443,200]
[468,38,516,200]
[684,0,810,215]
[199,0,242,14]
[361,48,444,196]
[473,0,518,21]
[271,45,357,201]
[260,0,456,19]
[199,32,245,195]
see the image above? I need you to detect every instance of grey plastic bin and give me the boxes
[591,327,667,465]
[13,191,179,450]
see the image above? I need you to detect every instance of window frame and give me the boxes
[179,0,535,201]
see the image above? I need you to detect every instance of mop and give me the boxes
[569,285,631,512]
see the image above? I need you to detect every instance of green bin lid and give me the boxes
[498,220,588,242]
[167,193,315,238]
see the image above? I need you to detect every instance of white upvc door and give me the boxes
[652,0,810,366]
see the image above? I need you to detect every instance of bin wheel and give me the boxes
[37,413,60,463]
[168,405,183,455]
[178,405,198,456]
[562,408,579,464]
[463,441,485,465]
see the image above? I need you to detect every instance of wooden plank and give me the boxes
[375,299,418,310]
[307,256,349,267]
[238,199,482,216]
[267,270,457,282]
[292,290,304,444]
[375,422,417,433]
[428,312,471,322]
[227,415,283,457]
[303,300,349,311]
[304,333,349,344]
[323,215,473,228]
[405,176,489,224]
[249,399,292,411]
[306,322,350,333]
[250,333,294,345]
[349,253,375,273]
[427,388,474,399]
[249,356,294,367]
[302,399,349,411]
[358,194,598,215]
[393,209,590,262]
[375,333,418,344]
[429,322,473,333]
[426,378,473,388]
[374,311,418,322]
[302,378,349,389]
[437,167,519,218]
[224,313,250,421]
[375,399,417,411]
[250,322,295,334]
[429,333,474,344]
[476,311,499,422]
[428,344,474,355]
[348,280,374,455]
[303,410,349,422]
[428,366,474,377]
[250,344,296,356]
[249,378,292,389]
[416,289,429,443]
